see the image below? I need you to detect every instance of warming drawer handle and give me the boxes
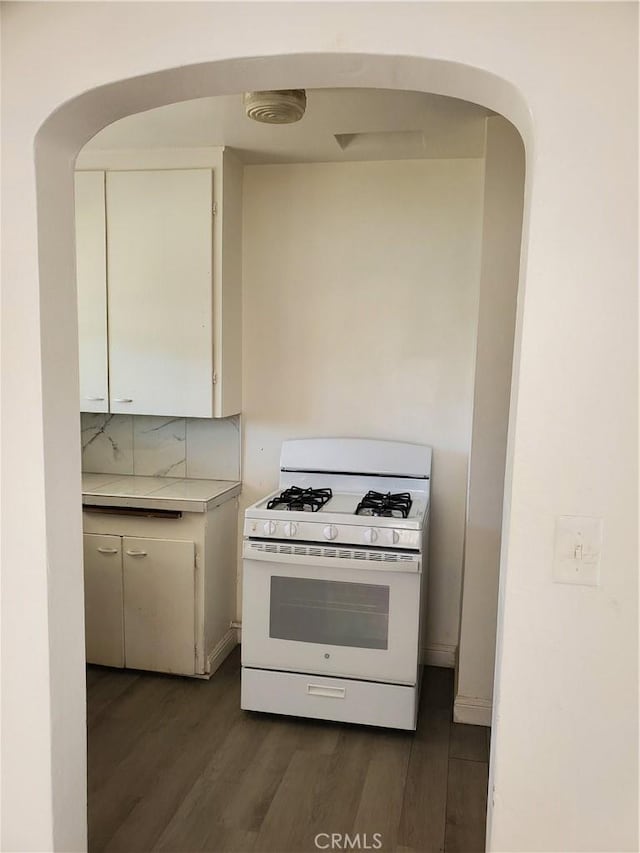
[126,549,148,557]
[307,684,346,700]
[96,547,118,554]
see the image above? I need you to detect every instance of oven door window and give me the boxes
[269,576,390,650]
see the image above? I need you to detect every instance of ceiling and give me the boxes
[85,88,491,164]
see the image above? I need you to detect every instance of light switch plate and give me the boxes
[553,515,603,586]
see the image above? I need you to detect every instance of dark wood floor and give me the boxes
[87,648,489,853]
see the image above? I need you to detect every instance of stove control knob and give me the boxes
[263,520,277,536]
[323,525,338,541]
[391,530,400,545]
[363,527,378,544]
[283,522,298,537]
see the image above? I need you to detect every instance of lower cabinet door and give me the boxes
[122,537,196,675]
[83,533,124,667]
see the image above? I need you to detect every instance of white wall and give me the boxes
[241,159,484,659]
[455,117,525,724]
[1,4,637,852]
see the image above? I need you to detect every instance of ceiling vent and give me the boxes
[243,90,307,124]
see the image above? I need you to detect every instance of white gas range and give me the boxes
[241,438,431,731]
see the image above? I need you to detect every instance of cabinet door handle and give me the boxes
[85,396,105,401]
[113,398,133,403]
[96,547,118,554]
[126,550,147,557]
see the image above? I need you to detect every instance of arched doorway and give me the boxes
[35,56,529,850]
[74,87,525,852]
[9,49,533,852]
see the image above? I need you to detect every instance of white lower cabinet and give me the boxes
[84,533,196,674]
[83,534,125,667]
[82,498,238,678]
[123,537,196,675]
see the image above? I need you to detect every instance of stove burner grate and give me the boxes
[355,490,413,518]
[266,486,333,513]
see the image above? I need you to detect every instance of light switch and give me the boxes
[553,515,603,586]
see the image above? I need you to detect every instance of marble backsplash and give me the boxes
[81,413,241,480]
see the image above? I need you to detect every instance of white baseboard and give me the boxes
[454,694,493,726]
[422,643,457,668]
[206,628,238,676]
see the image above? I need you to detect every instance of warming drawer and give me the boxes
[241,666,419,730]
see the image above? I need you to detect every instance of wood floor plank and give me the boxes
[414,677,451,747]
[397,707,450,853]
[87,658,486,853]
[351,730,412,852]
[157,823,257,853]
[153,712,270,852]
[89,675,187,795]
[104,672,243,852]
[88,673,194,766]
[220,714,340,835]
[254,749,331,853]
[255,710,341,756]
[86,667,141,731]
[421,666,455,712]
[86,665,105,688]
[90,653,241,851]
[192,827,257,853]
[449,723,489,763]
[444,758,488,853]
[156,702,340,851]
[307,726,376,838]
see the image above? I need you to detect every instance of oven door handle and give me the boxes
[307,683,346,699]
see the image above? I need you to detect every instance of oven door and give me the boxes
[241,544,421,685]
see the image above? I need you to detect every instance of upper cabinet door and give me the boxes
[75,171,109,413]
[106,169,214,418]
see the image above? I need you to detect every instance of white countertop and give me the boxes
[82,474,241,513]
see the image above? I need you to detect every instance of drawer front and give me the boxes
[241,667,418,730]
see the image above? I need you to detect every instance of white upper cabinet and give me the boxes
[107,169,214,418]
[75,148,243,418]
[75,171,108,413]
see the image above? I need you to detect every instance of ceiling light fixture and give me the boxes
[243,90,307,124]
